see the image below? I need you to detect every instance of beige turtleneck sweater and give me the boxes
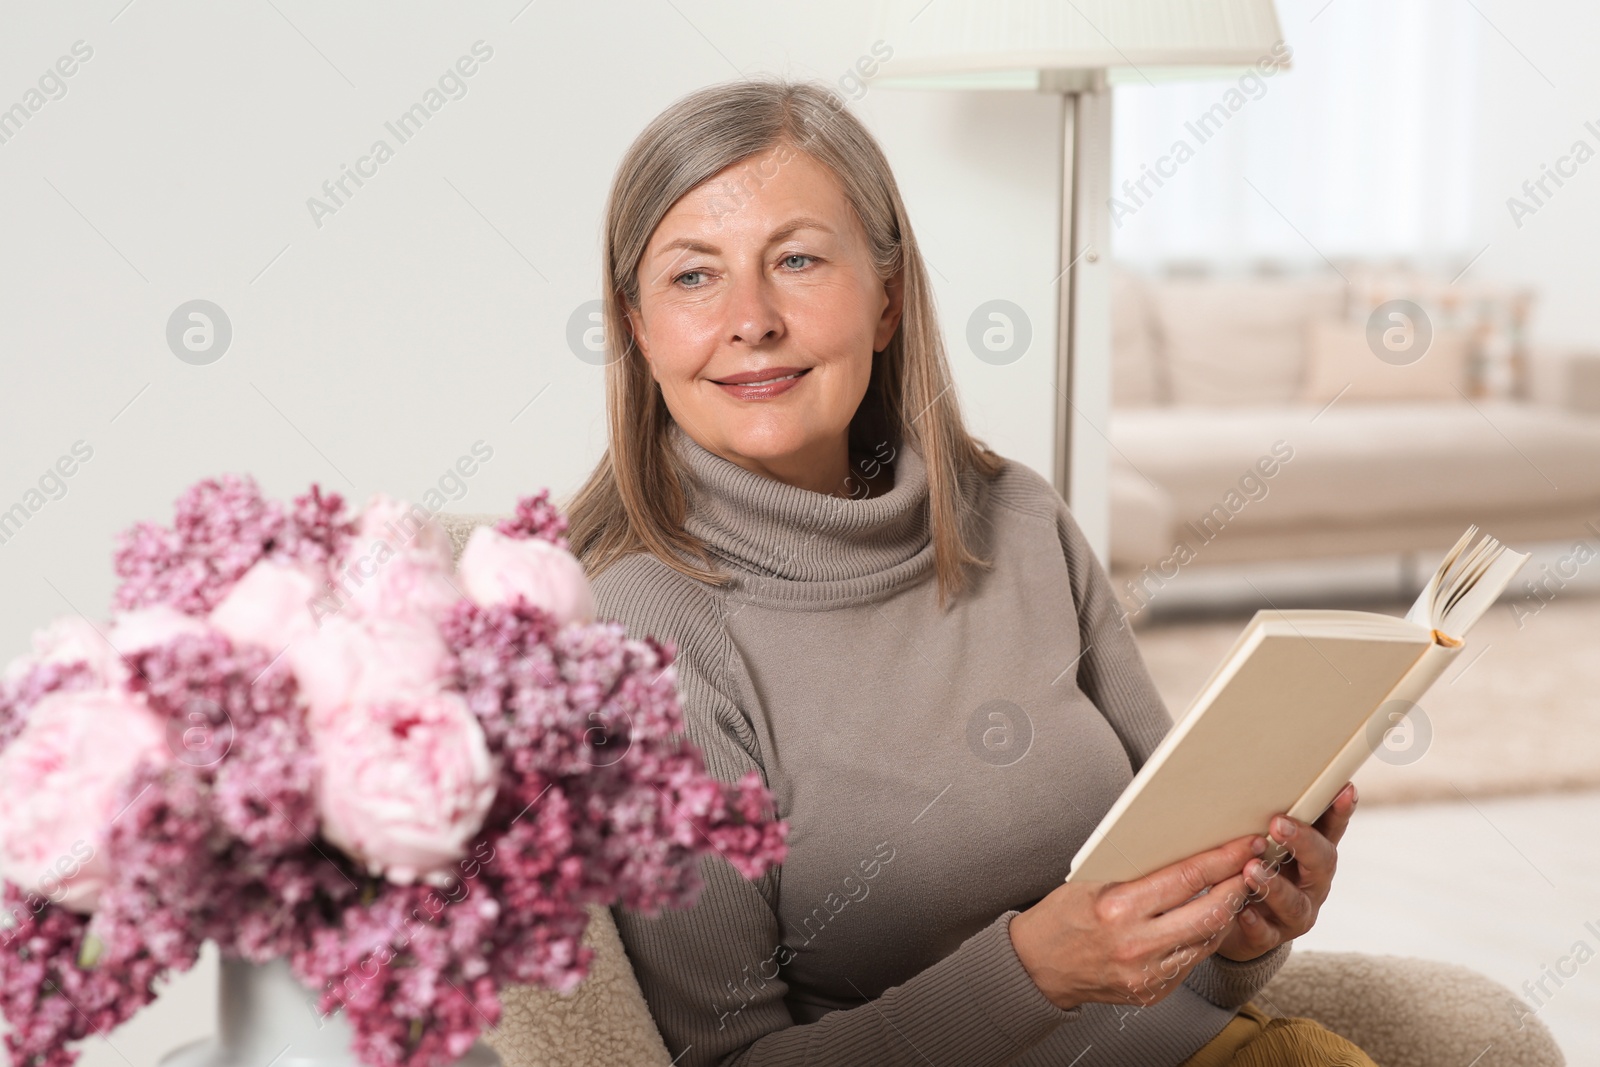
[594,420,1291,1067]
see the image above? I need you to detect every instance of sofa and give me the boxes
[1107,264,1600,617]
[434,512,1567,1067]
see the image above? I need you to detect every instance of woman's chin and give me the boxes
[714,424,833,465]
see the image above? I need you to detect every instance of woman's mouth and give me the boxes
[710,367,811,400]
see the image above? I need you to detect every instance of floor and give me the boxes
[1291,787,1600,1061]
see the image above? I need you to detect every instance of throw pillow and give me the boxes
[1300,316,1471,403]
[1112,267,1167,407]
[1150,275,1347,405]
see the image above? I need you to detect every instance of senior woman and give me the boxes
[563,78,1377,1067]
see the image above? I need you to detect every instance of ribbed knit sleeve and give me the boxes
[1183,940,1293,1010]
[1047,483,1294,1009]
[1050,492,1174,772]
[593,554,1079,1067]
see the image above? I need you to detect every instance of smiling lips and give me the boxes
[710,366,811,400]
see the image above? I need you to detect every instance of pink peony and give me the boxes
[109,605,216,659]
[287,615,452,725]
[3,616,122,687]
[317,495,462,625]
[209,557,322,658]
[312,692,497,885]
[2,607,210,692]
[0,688,171,912]
[456,526,594,625]
[356,495,454,566]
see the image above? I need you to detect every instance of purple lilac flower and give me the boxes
[493,488,570,549]
[0,485,786,1067]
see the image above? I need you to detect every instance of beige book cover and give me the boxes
[1065,526,1530,885]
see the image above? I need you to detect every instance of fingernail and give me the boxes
[1250,835,1266,855]
[1273,816,1296,838]
[1350,783,1359,805]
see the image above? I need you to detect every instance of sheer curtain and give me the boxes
[1109,0,1482,268]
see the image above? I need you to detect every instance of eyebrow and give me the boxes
[652,216,835,259]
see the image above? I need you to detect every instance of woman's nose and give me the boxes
[724,269,782,348]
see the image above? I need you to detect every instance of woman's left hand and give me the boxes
[1213,780,1358,962]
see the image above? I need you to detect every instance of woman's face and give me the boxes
[626,142,903,492]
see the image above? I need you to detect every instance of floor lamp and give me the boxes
[869,0,1287,560]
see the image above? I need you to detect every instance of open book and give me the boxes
[1065,526,1530,885]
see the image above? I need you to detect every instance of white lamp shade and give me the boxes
[873,0,1286,83]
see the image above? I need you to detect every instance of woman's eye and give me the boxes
[674,269,707,288]
[780,253,814,270]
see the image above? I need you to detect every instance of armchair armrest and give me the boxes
[487,904,674,1067]
[1256,950,1565,1067]
[435,511,512,564]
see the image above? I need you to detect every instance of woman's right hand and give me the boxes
[1007,833,1269,1011]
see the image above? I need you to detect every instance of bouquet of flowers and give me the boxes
[0,475,787,1067]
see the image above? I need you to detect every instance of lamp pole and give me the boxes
[1045,68,1114,562]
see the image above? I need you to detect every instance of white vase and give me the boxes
[160,955,502,1067]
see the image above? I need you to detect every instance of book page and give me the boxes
[1406,526,1531,636]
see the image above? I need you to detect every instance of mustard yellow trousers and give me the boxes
[1177,1001,1381,1067]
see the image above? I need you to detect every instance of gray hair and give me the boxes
[566,76,1003,608]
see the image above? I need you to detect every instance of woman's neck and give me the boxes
[693,430,893,500]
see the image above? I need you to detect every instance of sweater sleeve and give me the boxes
[1051,494,1175,773]
[594,555,1080,1067]
[1050,493,1294,1009]
[1183,941,1293,1010]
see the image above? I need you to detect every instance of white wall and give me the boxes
[1467,0,1600,348]
[1108,0,1600,361]
[0,1,1069,669]
[1110,0,1481,269]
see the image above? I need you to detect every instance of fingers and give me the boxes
[1146,868,1254,954]
[1126,833,1263,919]
[1267,812,1337,896]
[1238,855,1314,938]
[1219,893,1281,960]
[1152,856,1299,972]
[1310,781,1359,847]
[1121,878,1251,1005]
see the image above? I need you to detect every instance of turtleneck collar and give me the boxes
[666,420,955,603]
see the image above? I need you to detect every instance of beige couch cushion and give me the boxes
[1112,267,1167,406]
[1530,347,1600,414]
[1109,461,1176,566]
[1147,276,1348,405]
[1301,318,1473,403]
[1110,401,1600,535]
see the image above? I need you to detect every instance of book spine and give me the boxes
[1285,639,1463,827]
